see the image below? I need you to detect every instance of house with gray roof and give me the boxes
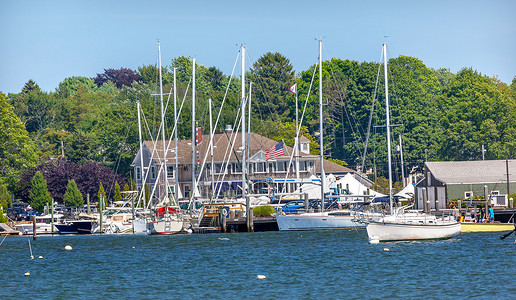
[415,160,516,209]
[131,132,355,201]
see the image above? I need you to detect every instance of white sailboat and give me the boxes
[365,43,460,243]
[276,39,375,230]
[151,41,185,234]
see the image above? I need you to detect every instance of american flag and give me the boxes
[265,142,284,160]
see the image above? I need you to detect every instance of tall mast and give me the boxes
[191,58,196,202]
[383,42,394,214]
[399,135,405,188]
[295,82,300,183]
[247,82,252,194]
[174,67,179,205]
[158,41,168,205]
[241,45,246,199]
[137,100,145,210]
[209,97,214,200]
[319,38,325,210]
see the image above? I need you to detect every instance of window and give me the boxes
[233,163,242,174]
[276,161,287,172]
[299,161,307,172]
[268,162,275,173]
[136,166,141,181]
[167,166,174,178]
[214,163,225,174]
[151,166,156,179]
[464,191,473,199]
[307,161,314,172]
[255,162,265,173]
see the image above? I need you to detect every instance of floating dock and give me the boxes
[461,222,515,232]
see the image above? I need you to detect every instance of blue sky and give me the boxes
[1,0,515,94]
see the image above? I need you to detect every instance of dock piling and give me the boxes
[32,216,36,240]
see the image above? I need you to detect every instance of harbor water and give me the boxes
[2,230,515,299]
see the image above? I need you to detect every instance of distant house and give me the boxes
[415,160,516,208]
[131,132,355,201]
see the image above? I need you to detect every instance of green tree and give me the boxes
[10,80,56,137]
[433,68,456,89]
[138,64,160,84]
[113,181,122,202]
[0,208,6,222]
[123,183,130,192]
[0,93,38,189]
[97,81,119,94]
[98,181,107,208]
[29,171,52,212]
[63,179,84,207]
[0,183,11,210]
[439,69,516,160]
[510,76,516,94]
[249,52,295,122]
[55,76,98,98]
[21,79,41,94]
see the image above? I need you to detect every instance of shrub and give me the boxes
[253,205,276,217]
[0,208,6,223]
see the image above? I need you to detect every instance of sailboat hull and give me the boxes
[366,221,461,242]
[276,211,383,230]
[152,219,184,234]
[16,223,56,235]
[277,214,361,230]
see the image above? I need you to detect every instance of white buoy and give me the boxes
[30,255,34,260]
[132,246,135,249]
[257,275,266,280]
[39,256,43,259]
[65,245,72,250]
[383,248,390,252]
[18,232,23,236]
[369,238,380,244]
[25,271,30,276]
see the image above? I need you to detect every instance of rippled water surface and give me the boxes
[2,230,515,299]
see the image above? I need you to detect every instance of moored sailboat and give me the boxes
[365,43,460,243]
[276,39,381,231]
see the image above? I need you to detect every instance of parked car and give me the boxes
[309,199,339,211]
[280,200,307,214]
[6,207,30,221]
[12,202,29,209]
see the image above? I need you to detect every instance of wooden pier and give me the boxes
[194,203,278,233]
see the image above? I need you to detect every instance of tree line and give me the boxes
[0,52,515,212]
